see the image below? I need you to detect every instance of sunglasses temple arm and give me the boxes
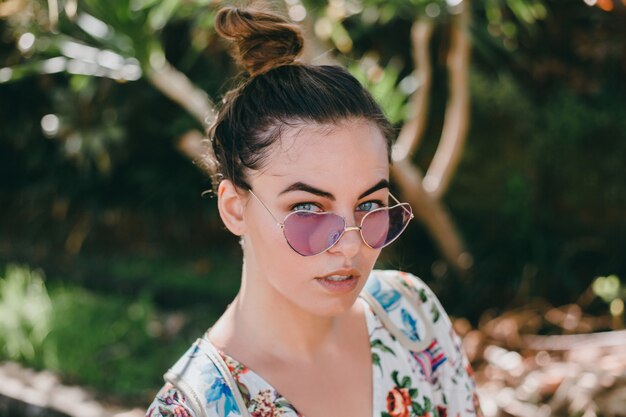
[248,189,284,227]
[389,192,415,219]
[389,192,402,205]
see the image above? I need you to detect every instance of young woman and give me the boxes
[146,6,482,417]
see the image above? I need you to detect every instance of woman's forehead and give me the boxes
[251,120,390,193]
[284,120,385,157]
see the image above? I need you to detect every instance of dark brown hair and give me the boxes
[209,6,394,191]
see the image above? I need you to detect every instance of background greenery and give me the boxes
[0,0,624,405]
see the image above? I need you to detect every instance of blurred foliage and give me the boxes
[593,275,623,304]
[1,2,205,192]
[0,265,52,362]
[593,274,625,325]
[0,263,217,400]
[349,56,408,124]
[437,68,625,311]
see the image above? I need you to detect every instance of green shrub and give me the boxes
[0,264,194,399]
[0,264,52,363]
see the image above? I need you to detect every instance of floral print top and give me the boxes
[145,270,482,417]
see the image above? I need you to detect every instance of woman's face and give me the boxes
[240,119,390,317]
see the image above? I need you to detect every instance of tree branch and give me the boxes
[391,158,472,274]
[175,129,215,181]
[389,10,472,273]
[391,18,434,162]
[0,0,26,17]
[422,3,471,200]
[147,59,216,128]
[300,14,338,65]
[147,59,218,176]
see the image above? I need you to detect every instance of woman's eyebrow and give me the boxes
[358,179,389,199]
[278,179,390,200]
[279,182,335,200]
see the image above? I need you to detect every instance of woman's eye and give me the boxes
[356,200,383,212]
[291,202,321,212]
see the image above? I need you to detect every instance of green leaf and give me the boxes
[391,370,400,386]
[431,304,441,323]
[237,381,250,401]
[424,396,432,411]
[372,353,381,370]
[148,0,182,31]
[371,338,396,355]
[275,398,291,408]
[412,402,424,415]
[132,0,162,12]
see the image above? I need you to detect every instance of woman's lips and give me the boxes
[315,268,360,293]
[317,268,360,280]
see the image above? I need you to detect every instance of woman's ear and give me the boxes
[217,180,247,236]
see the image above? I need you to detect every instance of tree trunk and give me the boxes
[423,5,471,200]
[391,2,472,274]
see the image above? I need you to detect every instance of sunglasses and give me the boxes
[248,189,414,256]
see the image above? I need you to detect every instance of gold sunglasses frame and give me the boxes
[248,189,414,256]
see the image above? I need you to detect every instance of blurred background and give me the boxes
[0,0,625,416]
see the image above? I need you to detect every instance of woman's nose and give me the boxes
[329,223,362,258]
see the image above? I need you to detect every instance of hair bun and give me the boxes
[215,6,304,77]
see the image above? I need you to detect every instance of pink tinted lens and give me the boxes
[283,211,345,256]
[362,204,411,249]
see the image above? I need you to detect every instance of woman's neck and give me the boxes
[212,261,357,364]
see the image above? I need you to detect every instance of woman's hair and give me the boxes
[209,5,394,191]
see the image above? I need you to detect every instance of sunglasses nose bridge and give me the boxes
[326,222,362,257]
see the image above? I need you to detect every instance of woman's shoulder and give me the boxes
[145,338,245,417]
[362,269,451,350]
[365,270,482,415]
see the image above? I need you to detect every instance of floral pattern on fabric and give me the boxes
[205,374,240,417]
[383,370,437,417]
[146,383,193,417]
[366,274,402,311]
[219,352,302,417]
[221,354,252,404]
[411,339,447,382]
[248,388,300,417]
[145,270,482,417]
